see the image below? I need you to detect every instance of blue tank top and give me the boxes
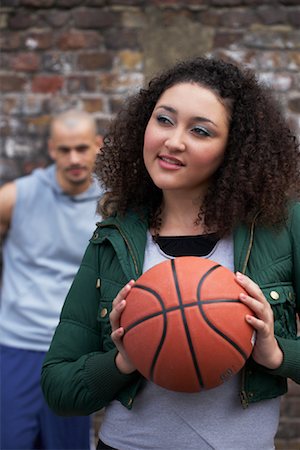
[0,165,102,351]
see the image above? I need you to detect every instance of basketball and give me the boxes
[120,256,255,393]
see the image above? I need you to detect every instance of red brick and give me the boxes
[0,32,21,50]
[104,28,139,50]
[108,0,145,4]
[20,0,55,6]
[257,5,288,25]
[22,160,49,176]
[214,31,244,48]
[276,418,300,440]
[80,97,104,113]
[57,30,102,50]
[67,76,97,93]
[86,0,106,5]
[1,96,20,115]
[150,0,207,4]
[280,397,300,417]
[287,7,300,27]
[198,9,222,27]
[211,0,250,4]
[24,31,54,50]
[286,50,300,72]
[219,8,258,28]
[73,8,119,29]
[0,118,12,136]
[8,12,35,29]
[99,72,143,94]
[0,158,21,184]
[43,10,70,28]
[288,380,300,395]
[0,75,26,92]
[42,52,74,73]
[25,115,52,134]
[31,75,64,93]
[280,0,300,4]
[11,52,40,72]
[288,97,300,113]
[77,52,113,71]
[1,0,19,5]
[56,0,82,6]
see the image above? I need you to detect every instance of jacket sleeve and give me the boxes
[262,202,300,384]
[41,243,139,416]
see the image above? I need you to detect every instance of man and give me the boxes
[0,109,103,449]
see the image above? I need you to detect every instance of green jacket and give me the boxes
[41,204,300,416]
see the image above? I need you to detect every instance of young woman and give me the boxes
[42,57,300,450]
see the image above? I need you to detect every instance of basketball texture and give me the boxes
[120,256,255,393]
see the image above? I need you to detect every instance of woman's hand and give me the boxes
[235,272,283,370]
[110,280,137,374]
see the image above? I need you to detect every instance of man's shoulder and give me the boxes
[15,165,53,187]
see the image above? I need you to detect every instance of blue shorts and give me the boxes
[0,345,91,450]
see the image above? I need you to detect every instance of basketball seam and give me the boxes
[124,284,168,382]
[196,265,249,362]
[171,259,204,389]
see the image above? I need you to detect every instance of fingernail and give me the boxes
[236,271,244,280]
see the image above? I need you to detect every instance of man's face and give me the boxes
[48,121,101,194]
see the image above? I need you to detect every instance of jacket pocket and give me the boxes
[97,278,124,351]
[261,284,297,339]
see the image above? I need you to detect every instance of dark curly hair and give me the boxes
[95,57,300,236]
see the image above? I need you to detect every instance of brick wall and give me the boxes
[0,1,299,448]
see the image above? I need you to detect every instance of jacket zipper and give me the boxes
[98,223,140,277]
[241,211,260,275]
[239,213,259,408]
[240,370,249,409]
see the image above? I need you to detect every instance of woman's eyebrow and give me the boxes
[156,104,217,127]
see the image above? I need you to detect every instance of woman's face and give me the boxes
[143,82,230,199]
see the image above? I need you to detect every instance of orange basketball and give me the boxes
[120,256,255,392]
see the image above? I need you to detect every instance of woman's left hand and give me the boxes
[235,272,283,370]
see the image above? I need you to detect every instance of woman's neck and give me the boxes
[153,194,206,237]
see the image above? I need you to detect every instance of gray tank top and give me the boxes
[100,232,280,450]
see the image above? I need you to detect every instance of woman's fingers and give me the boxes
[236,272,264,303]
[111,279,135,310]
[110,280,135,332]
[109,279,137,374]
[236,272,272,320]
[235,272,283,369]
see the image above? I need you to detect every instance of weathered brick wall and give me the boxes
[1,1,299,448]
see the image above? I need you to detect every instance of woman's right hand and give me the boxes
[110,280,137,374]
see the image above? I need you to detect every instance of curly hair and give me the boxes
[95,57,300,235]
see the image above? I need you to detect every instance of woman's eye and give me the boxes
[157,115,173,125]
[192,126,211,137]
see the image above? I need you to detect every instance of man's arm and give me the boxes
[0,182,17,240]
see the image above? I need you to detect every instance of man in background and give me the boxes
[0,109,103,449]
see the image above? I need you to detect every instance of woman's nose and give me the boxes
[164,130,186,152]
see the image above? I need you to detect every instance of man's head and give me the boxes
[48,110,102,195]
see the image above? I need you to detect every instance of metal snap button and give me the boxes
[270,290,280,300]
[100,307,108,318]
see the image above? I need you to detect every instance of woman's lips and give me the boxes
[158,155,184,169]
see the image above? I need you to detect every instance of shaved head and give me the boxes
[50,109,97,138]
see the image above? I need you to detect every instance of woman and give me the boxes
[42,57,300,450]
